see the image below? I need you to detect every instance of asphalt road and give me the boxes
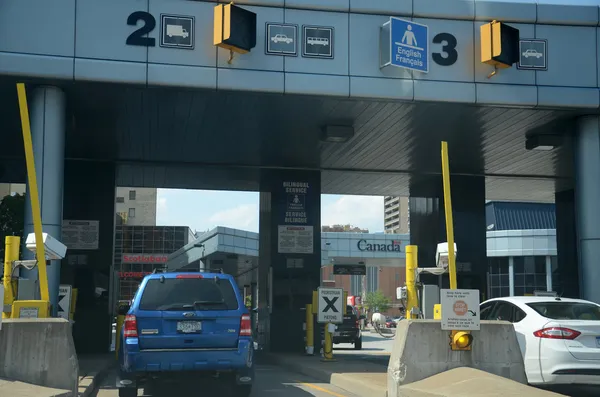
[91,365,359,397]
[334,331,600,397]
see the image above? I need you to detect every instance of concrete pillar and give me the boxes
[258,170,321,353]
[409,175,487,295]
[63,161,116,353]
[22,86,66,315]
[555,189,578,297]
[508,256,515,296]
[575,116,600,302]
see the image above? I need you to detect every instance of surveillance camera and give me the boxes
[436,242,457,269]
[25,233,67,260]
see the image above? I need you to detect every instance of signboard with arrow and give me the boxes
[58,284,72,320]
[440,289,480,331]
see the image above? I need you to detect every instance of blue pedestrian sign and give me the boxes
[390,18,429,73]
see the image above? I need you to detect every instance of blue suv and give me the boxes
[116,272,254,397]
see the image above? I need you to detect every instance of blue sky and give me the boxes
[156,189,384,234]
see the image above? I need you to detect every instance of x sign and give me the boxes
[317,287,343,324]
[323,297,339,312]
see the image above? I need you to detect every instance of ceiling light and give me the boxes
[525,134,562,151]
[321,125,354,143]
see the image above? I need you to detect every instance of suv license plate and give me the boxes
[177,321,201,333]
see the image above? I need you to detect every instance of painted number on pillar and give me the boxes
[432,33,458,67]
[126,11,156,47]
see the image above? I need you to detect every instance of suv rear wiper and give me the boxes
[193,300,225,306]
[157,303,195,311]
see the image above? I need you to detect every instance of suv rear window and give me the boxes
[527,301,600,320]
[139,277,239,311]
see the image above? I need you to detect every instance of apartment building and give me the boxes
[383,196,409,234]
[115,187,157,226]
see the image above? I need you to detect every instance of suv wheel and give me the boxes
[118,388,137,397]
[354,337,362,350]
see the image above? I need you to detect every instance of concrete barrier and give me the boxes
[0,318,78,394]
[387,319,527,397]
[395,367,564,397]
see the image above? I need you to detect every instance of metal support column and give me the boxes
[508,256,515,296]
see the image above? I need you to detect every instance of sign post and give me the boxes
[440,289,480,331]
[317,287,343,362]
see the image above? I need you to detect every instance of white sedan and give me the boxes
[480,296,600,386]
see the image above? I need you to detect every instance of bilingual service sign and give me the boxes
[381,17,429,73]
[317,287,343,324]
[440,289,480,331]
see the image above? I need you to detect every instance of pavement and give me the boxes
[0,354,114,397]
[90,363,360,397]
[78,354,115,396]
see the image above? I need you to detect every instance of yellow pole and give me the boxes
[16,83,49,303]
[323,323,334,361]
[3,236,20,319]
[405,245,419,319]
[115,313,125,359]
[441,141,457,290]
[305,304,314,355]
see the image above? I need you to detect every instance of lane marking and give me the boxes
[294,380,348,397]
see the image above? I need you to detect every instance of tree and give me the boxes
[363,290,391,314]
[0,193,25,260]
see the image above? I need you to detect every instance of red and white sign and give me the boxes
[121,254,169,264]
[118,271,153,279]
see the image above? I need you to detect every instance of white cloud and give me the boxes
[208,204,258,231]
[322,195,384,233]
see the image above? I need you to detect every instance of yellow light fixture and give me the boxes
[450,330,473,351]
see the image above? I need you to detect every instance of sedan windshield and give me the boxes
[527,301,600,321]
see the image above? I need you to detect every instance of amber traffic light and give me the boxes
[213,4,257,54]
[480,20,519,69]
[450,330,473,351]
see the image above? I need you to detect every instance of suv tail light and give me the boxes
[124,314,138,338]
[533,327,581,340]
[240,314,252,337]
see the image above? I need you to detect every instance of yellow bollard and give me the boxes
[3,236,20,319]
[405,245,419,319]
[115,314,125,359]
[305,304,314,355]
[115,300,130,359]
[322,323,335,361]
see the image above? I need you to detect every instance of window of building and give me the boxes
[116,196,125,203]
[128,208,136,218]
[129,190,136,200]
[487,257,509,298]
[513,256,546,296]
